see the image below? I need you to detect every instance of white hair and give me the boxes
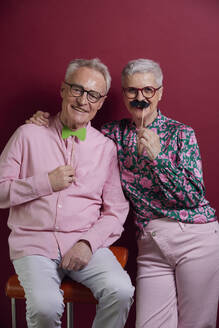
[65,58,111,93]
[122,58,163,86]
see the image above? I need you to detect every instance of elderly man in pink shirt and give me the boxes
[0,58,134,328]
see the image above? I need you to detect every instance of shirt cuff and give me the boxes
[33,172,53,197]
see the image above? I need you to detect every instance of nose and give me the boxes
[77,91,88,105]
[136,89,145,101]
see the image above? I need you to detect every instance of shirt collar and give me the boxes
[147,110,166,129]
[54,112,91,140]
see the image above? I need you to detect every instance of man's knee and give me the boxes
[113,276,134,303]
[100,272,134,305]
[26,289,64,323]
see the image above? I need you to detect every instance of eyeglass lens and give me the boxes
[70,85,101,103]
[125,86,156,99]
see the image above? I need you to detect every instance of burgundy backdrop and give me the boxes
[1,1,219,327]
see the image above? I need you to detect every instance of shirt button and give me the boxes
[151,231,156,237]
[55,226,59,231]
[58,204,62,208]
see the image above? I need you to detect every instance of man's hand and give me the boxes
[137,128,161,160]
[61,241,92,271]
[25,110,50,126]
[48,165,75,191]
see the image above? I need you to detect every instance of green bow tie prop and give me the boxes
[62,125,86,141]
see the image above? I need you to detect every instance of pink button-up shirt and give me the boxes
[0,114,129,260]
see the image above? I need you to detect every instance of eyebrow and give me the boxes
[68,83,102,94]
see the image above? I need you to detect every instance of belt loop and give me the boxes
[178,221,185,231]
[137,226,146,240]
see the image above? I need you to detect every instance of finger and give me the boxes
[33,115,49,124]
[74,264,84,271]
[144,135,160,151]
[146,146,155,160]
[70,262,81,271]
[144,129,159,141]
[70,258,86,271]
[43,112,50,118]
[64,166,75,175]
[65,165,75,170]
[140,138,157,153]
[138,144,144,155]
[30,116,44,123]
[33,112,49,125]
[36,116,48,123]
[61,175,73,187]
[61,257,70,270]
[68,173,75,177]
[57,165,72,172]
[35,110,46,117]
[67,176,74,183]
[139,138,150,153]
[138,138,146,155]
[137,128,146,138]
[63,171,75,180]
[29,117,43,126]
[141,130,153,140]
[138,130,151,142]
[64,258,77,271]
[142,140,159,160]
[65,168,75,175]
[35,111,50,119]
[33,117,47,125]
[139,137,148,146]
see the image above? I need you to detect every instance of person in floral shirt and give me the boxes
[27,58,219,328]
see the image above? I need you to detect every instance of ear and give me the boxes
[60,82,66,99]
[97,95,107,111]
[158,86,163,101]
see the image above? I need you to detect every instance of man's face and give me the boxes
[60,67,107,129]
[123,72,163,127]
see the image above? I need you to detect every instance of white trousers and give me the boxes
[136,218,219,328]
[13,248,134,328]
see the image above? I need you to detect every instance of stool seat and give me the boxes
[5,246,128,328]
[6,275,98,304]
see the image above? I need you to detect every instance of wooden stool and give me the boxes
[5,246,128,328]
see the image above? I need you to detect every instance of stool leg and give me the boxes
[11,298,16,328]
[67,302,73,328]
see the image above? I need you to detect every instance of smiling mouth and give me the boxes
[71,105,88,113]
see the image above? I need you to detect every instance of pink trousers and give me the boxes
[136,218,219,328]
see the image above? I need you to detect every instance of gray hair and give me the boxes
[121,59,163,86]
[65,58,111,94]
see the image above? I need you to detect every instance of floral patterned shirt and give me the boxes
[101,111,217,231]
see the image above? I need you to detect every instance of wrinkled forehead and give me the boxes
[123,71,158,88]
[67,67,107,93]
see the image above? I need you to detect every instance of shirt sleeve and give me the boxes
[0,128,53,209]
[145,126,205,208]
[79,144,129,253]
[101,121,118,141]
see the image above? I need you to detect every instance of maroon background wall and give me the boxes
[1,0,219,327]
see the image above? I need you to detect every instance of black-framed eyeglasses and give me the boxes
[64,82,106,103]
[123,85,162,99]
